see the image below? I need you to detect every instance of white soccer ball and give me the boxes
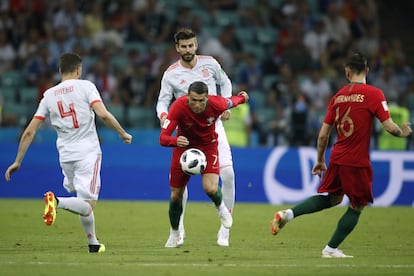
[180,148,207,175]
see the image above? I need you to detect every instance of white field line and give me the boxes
[0,261,414,269]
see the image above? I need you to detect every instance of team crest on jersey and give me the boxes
[207,117,214,126]
[382,101,389,111]
[202,67,209,78]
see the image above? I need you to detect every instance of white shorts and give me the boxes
[216,119,233,168]
[60,152,102,200]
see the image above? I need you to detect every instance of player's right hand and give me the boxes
[160,113,167,128]
[176,136,189,147]
[120,133,133,144]
[5,162,20,182]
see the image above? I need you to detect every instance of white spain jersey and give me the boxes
[156,55,233,167]
[35,79,102,162]
[156,55,232,119]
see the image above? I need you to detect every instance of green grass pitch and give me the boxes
[0,199,413,275]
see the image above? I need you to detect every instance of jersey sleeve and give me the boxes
[34,97,49,120]
[156,72,175,119]
[85,81,103,106]
[212,58,232,98]
[374,89,391,122]
[159,99,180,147]
[212,95,246,113]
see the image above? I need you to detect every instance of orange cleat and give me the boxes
[270,210,288,235]
[42,191,57,226]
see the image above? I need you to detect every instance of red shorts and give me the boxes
[318,163,373,207]
[169,143,220,188]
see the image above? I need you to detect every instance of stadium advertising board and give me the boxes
[0,144,413,206]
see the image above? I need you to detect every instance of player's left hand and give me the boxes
[221,110,231,121]
[401,122,412,137]
[5,162,20,182]
[311,162,327,179]
[238,91,249,102]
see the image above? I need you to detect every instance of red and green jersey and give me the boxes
[160,95,246,147]
[324,83,390,166]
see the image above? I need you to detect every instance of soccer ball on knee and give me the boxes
[180,148,207,175]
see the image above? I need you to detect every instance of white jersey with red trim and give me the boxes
[156,55,232,119]
[35,79,102,162]
[156,55,233,168]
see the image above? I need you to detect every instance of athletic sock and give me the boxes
[178,187,188,232]
[220,166,235,211]
[80,211,99,245]
[285,209,294,221]
[169,200,183,230]
[207,188,223,207]
[291,195,333,218]
[57,197,92,216]
[327,207,361,248]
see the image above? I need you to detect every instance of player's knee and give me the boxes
[329,194,343,206]
[220,166,234,184]
[350,204,365,212]
[170,188,185,201]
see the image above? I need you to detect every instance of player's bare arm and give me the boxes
[312,123,332,178]
[382,118,412,137]
[5,118,43,181]
[92,101,132,144]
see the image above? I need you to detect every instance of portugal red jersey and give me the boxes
[160,95,245,147]
[324,83,390,166]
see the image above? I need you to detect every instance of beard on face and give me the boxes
[181,53,195,62]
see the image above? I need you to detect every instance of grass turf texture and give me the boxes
[0,199,413,276]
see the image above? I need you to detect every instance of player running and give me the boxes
[5,52,132,253]
[270,52,412,258]
[156,28,235,246]
[160,81,248,248]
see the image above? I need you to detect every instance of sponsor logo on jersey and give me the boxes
[202,67,209,78]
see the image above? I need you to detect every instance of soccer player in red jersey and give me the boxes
[160,81,248,248]
[270,52,412,258]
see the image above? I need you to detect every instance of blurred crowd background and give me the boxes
[0,0,413,149]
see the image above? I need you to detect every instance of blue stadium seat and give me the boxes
[215,10,240,27]
[108,105,125,125]
[1,87,18,103]
[123,42,148,56]
[1,71,24,88]
[127,106,156,128]
[19,86,38,104]
[249,90,266,108]
[235,27,256,43]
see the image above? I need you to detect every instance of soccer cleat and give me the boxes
[270,210,288,235]
[165,229,181,248]
[217,224,230,247]
[42,191,57,226]
[321,248,354,258]
[89,244,105,253]
[217,204,233,229]
[177,230,185,246]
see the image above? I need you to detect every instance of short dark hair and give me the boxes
[59,53,82,74]
[174,28,196,44]
[188,81,208,95]
[345,52,368,74]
